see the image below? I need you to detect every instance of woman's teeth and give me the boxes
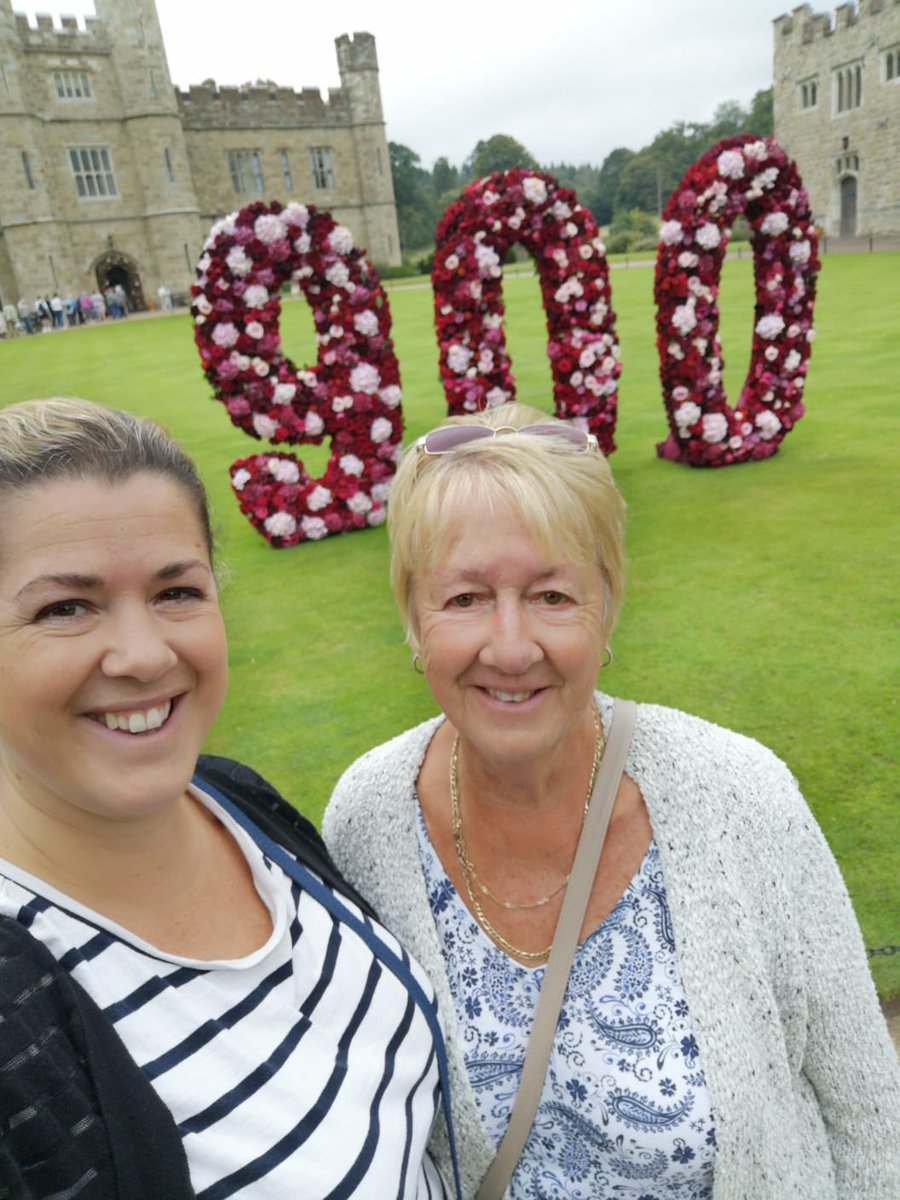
[101,700,172,733]
[487,689,535,702]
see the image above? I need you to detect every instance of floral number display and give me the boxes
[432,169,621,454]
[655,134,819,467]
[192,200,402,544]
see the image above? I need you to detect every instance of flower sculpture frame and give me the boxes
[655,134,819,467]
[192,200,402,545]
[432,169,621,454]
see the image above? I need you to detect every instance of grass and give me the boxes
[1,251,897,997]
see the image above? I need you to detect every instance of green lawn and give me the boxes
[1,251,897,996]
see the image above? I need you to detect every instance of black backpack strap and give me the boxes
[195,755,376,918]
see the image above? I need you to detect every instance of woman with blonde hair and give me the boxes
[325,402,900,1199]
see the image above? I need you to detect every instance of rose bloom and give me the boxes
[301,515,328,540]
[660,219,683,246]
[243,284,270,309]
[346,491,373,515]
[756,410,782,440]
[282,202,309,228]
[717,149,745,180]
[254,214,287,244]
[211,322,239,348]
[674,400,702,431]
[756,314,786,340]
[522,177,548,205]
[672,304,697,336]
[305,412,325,437]
[231,468,251,491]
[695,223,721,251]
[252,413,278,439]
[370,417,393,444]
[379,385,401,409]
[760,212,790,237]
[267,458,301,484]
[339,454,365,477]
[226,246,252,277]
[350,363,380,394]
[245,321,265,340]
[306,485,332,512]
[702,412,728,443]
[264,511,297,538]
[353,310,379,337]
[329,225,354,255]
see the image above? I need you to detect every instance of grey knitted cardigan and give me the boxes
[323,694,900,1200]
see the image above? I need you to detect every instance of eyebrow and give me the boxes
[444,566,563,585]
[14,559,211,602]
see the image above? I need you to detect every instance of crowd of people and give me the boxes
[0,283,131,336]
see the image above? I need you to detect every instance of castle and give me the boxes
[0,0,400,310]
[773,1,900,237]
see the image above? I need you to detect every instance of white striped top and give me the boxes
[0,785,449,1200]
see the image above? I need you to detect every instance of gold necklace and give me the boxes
[449,705,604,962]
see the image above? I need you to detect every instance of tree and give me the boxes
[463,134,538,180]
[388,141,440,252]
[431,156,459,198]
[748,87,774,136]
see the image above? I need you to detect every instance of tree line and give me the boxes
[389,89,773,258]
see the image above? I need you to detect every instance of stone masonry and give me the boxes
[0,0,400,309]
[773,1,900,236]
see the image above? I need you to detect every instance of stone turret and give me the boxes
[773,2,899,237]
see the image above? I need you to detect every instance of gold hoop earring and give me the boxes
[412,653,424,675]
[600,646,614,669]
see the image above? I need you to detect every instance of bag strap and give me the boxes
[475,698,638,1200]
[192,772,464,1200]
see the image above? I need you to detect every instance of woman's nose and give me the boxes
[100,608,179,681]
[479,601,543,674]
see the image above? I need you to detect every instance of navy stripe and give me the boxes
[103,965,197,1023]
[59,930,114,971]
[298,916,342,1019]
[399,1038,437,1198]
[195,958,382,1200]
[323,991,416,1199]
[177,1013,311,1136]
[15,894,52,928]
[142,958,293,1081]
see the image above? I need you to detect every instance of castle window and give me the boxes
[798,77,819,110]
[834,61,863,114]
[69,147,118,199]
[228,150,265,195]
[884,46,900,82]
[21,151,35,189]
[54,70,92,100]
[0,65,8,95]
[280,150,293,192]
[309,147,335,190]
[164,147,175,181]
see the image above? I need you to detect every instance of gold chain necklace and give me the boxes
[449,705,604,962]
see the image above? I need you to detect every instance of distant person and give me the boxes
[79,290,94,323]
[158,282,173,311]
[91,289,106,320]
[16,298,33,335]
[49,292,64,328]
[113,281,129,316]
[325,403,900,1199]
[0,307,7,339]
[34,296,51,331]
[64,293,80,327]
[2,301,19,336]
[0,397,453,1199]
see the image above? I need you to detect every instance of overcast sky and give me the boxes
[15,0,796,167]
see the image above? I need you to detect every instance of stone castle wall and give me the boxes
[773,1,900,236]
[0,2,400,308]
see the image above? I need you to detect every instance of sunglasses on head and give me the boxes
[415,422,599,456]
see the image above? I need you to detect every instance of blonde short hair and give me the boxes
[0,397,214,559]
[388,404,626,648]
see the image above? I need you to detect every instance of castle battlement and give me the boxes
[774,1,894,43]
[177,81,350,130]
[336,32,379,74]
[11,8,108,51]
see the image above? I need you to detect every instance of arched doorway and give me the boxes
[93,250,146,312]
[839,175,857,237]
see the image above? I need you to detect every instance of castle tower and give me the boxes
[773,1,900,238]
[336,32,401,265]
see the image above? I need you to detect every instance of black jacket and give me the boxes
[0,757,372,1200]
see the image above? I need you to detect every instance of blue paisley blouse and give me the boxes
[416,803,716,1199]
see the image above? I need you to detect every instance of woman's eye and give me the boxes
[157,586,204,604]
[449,593,476,609]
[35,599,88,621]
[541,591,569,606]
